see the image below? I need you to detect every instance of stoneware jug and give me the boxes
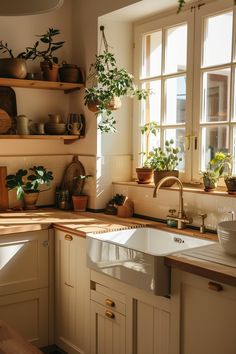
[17,115,31,135]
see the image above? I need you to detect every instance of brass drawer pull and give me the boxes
[65,234,73,241]
[64,282,74,288]
[105,310,115,319]
[208,281,223,292]
[105,298,115,307]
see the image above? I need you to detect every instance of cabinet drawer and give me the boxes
[91,283,126,316]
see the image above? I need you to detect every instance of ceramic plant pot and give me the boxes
[0,58,27,79]
[225,177,236,194]
[154,170,179,187]
[23,191,39,210]
[59,64,83,83]
[203,176,217,192]
[136,167,153,184]
[40,62,60,81]
[72,195,88,211]
[87,96,122,113]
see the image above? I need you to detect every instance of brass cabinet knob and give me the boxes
[105,298,115,307]
[208,281,223,292]
[105,310,115,319]
[65,234,73,241]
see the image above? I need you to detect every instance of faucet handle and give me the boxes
[169,209,176,216]
[198,212,207,233]
[227,210,235,220]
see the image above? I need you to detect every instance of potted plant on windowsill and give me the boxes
[6,166,53,209]
[84,26,149,133]
[71,174,92,211]
[136,121,159,184]
[200,152,232,192]
[145,139,182,187]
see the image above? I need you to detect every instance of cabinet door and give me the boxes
[0,230,49,295]
[55,230,90,354]
[90,300,126,354]
[136,300,170,354]
[172,269,236,354]
[0,288,48,347]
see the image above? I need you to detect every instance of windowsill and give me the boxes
[112,181,235,197]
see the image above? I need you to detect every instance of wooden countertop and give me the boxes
[0,208,235,287]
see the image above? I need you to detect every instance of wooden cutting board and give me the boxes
[0,166,9,210]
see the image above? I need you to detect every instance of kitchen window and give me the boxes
[133,0,236,182]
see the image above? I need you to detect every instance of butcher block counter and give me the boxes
[0,208,235,286]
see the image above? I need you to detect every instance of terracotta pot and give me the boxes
[136,167,153,184]
[59,64,83,83]
[0,58,27,79]
[203,176,217,192]
[154,170,179,187]
[23,191,39,210]
[40,62,60,81]
[87,96,122,113]
[225,177,236,194]
[72,195,88,211]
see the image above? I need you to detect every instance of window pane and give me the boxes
[142,31,162,78]
[201,126,229,170]
[164,128,185,171]
[233,127,236,174]
[165,76,186,124]
[233,70,236,121]
[203,11,233,67]
[165,24,187,74]
[202,69,230,123]
[142,80,161,125]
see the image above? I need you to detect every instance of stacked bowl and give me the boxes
[45,114,67,135]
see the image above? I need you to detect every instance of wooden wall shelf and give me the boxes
[0,78,84,93]
[0,135,83,144]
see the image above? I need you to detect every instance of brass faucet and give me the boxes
[153,176,192,229]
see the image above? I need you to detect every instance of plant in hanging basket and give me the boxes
[84,27,150,133]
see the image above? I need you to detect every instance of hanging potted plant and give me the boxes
[23,28,64,81]
[145,139,182,187]
[6,166,53,209]
[136,121,159,184]
[84,26,149,133]
[200,152,232,192]
[71,174,92,211]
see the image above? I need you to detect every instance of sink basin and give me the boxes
[217,220,236,256]
[86,227,214,296]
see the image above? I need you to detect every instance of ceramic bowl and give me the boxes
[217,220,236,256]
[45,123,67,135]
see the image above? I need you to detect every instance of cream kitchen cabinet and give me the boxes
[171,269,236,354]
[90,283,126,354]
[0,229,51,347]
[90,271,174,354]
[55,230,90,354]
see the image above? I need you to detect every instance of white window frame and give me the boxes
[133,0,236,183]
[192,0,236,181]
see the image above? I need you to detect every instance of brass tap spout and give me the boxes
[153,176,192,229]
